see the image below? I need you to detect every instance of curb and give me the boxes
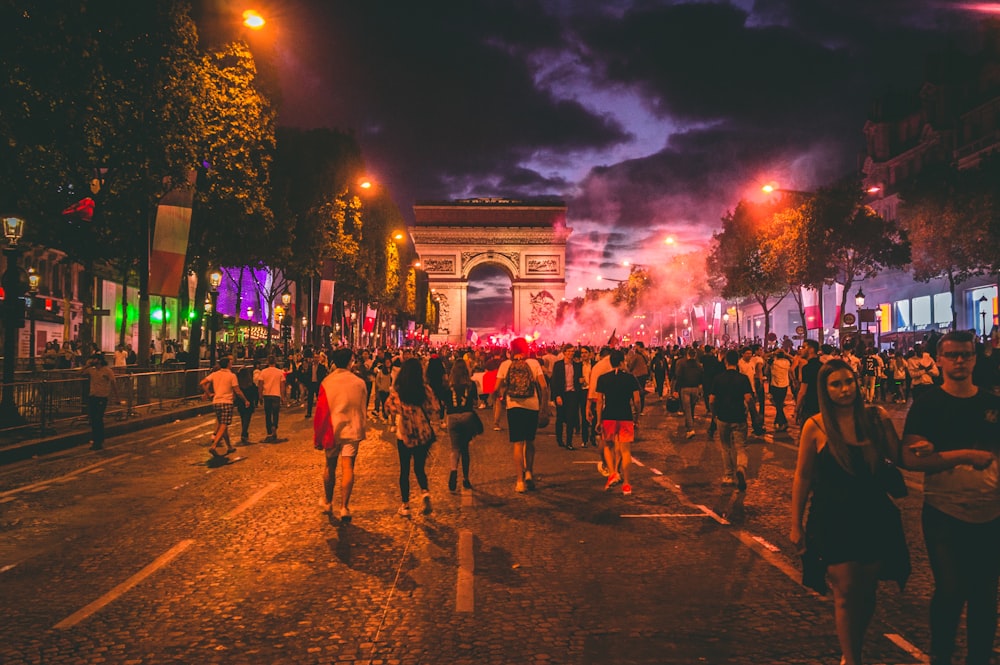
[0,404,215,465]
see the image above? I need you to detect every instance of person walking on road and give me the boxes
[497,337,548,493]
[445,359,479,491]
[313,348,368,523]
[672,346,704,439]
[901,330,1000,665]
[386,357,440,516]
[595,349,640,496]
[796,339,822,424]
[200,357,249,458]
[551,344,583,450]
[791,359,912,665]
[235,365,259,445]
[709,349,753,491]
[301,352,328,419]
[82,353,118,451]
[587,346,614,476]
[257,357,286,442]
[768,350,792,432]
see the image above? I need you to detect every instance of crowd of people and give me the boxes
[191,330,1000,665]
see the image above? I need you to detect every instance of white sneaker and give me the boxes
[397,503,411,517]
[421,491,432,515]
[515,480,526,493]
[339,507,352,522]
[319,500,333,515]
[686,430,696,439]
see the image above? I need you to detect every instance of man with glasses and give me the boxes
[902,330,1000,665]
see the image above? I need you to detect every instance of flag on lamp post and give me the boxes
[802,287,821,330]
[712,302,722,337]
[149,172,196,297]
[363,305,377,333]
[316,260,335,326]
[693,305,707,332]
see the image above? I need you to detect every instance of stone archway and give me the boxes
[410,199,571,345]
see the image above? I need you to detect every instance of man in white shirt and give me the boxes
[257,357,286,442]
[200,357,249,458]
[313,348,368,522]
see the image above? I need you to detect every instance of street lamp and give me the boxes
[979,295,989,340]
[722,312,730,338]
[280,290,292,356]
[0,216,26,425]
[26,268,39,372]
[208,268,222,367]
[875,308,882,349]
[855,288,866,308]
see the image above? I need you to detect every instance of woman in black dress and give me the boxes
[790,359,918,665]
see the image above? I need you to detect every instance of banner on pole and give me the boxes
[316,260,336,326]
[149,172,196,297]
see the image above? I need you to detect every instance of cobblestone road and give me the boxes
[0,393,991,664]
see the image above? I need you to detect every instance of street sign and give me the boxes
[795,325,806,335]
[766,331,777,342]
[842,313,856,326]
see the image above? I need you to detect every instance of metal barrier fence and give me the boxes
[0,367,218,439]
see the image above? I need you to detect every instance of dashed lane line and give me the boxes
[53,539,195,629]
[0,454,130,499]
[884,634,930,663]
[222,482,281,520]
[456,529,474,613]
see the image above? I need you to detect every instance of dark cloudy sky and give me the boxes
[231,0,991,329]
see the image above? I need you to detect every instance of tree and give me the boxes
[707,200,787,342]
[812,179,910,325]
[899,160,999,326]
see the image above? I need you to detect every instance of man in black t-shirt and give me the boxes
[596,349,641,496]
[795,339,821,423]
[709,349,754,491]
[902,330,1000,665]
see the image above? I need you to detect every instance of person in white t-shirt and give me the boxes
[257,357,286,442]
[199,357,249,458]
[496,338,548,493]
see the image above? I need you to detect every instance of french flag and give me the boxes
[363,305,377,334]
[802,287,821,330]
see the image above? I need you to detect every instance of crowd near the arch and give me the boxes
[185,329,999,665]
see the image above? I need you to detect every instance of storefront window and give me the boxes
[933,292,953,326]
[912,296,931,330]
[894,300,910,330]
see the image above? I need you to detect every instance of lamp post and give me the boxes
[301,315,307,347]
[280,290,292,356]
[875,308,882,349]
[208,269,222,367]
[855,288,865,309]
[722,312,730,340]
[979,295,990,341]
[26,268,38,372]
[1,216,26,425]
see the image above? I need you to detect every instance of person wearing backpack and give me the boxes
[497,337,549,493]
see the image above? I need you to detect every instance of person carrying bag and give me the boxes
[446,360,483,492]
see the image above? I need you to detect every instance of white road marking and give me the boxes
[1,561,22,573]
[222,482,280,520]
[884,633,930,663]
[695,504,730,525]
[0,454,129,499]
[53,539,195,629]
[648,467,664,476]
[620,513,710,518]
[456,529,474,613]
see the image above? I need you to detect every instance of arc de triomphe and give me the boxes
[410,199,571,345]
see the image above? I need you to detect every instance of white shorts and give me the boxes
[325,440,359,460]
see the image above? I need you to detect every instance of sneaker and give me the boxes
[685,430,696,439]
[622,483,632,496]
[721,475,735,486]
[524,471,536,491]
[462,478,472,490]
[319,500,333,515]
[515,480,526,493]
[598,462,611,477]
[397,503,411,517]
[421,491,432,515]
[736,470,747,492]
[448,471,458,492]
[339,507,352,523]
[604,473,620,491]
[493,425,501,431]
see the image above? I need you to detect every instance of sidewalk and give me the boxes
[0,397,213,465]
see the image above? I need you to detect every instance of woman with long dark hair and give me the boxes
[791,359,914,665]
[446,358,479,491]
[386,357,440,517]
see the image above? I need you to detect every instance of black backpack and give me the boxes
[504,359,537,399]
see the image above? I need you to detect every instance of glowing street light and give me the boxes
[242,10,265,29]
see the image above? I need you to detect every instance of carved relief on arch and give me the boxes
[461,251,520,279]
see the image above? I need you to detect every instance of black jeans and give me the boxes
[396,440,430,503]
[769,385,788,427]
[87,396,108,446]
[922,503,1000,665]
[263,396,281,435]
[555,391,581,446]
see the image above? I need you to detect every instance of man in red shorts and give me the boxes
[595,349,641,496]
